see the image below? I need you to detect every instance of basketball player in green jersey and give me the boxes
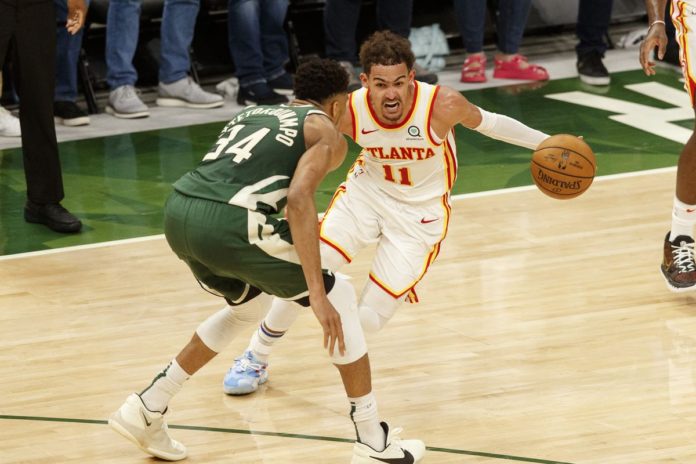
[108,58,426,464]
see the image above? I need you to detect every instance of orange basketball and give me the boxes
[531,134,596,200]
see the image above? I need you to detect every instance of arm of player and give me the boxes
[640,0,668,76]
[286,114,348,356]
[432,85,549,150]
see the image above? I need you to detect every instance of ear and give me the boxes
[359,72,368,88]
[408,68,416,83]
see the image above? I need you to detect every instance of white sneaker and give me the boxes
[0,106,21,137]
[157,77,224,109]
[351,422,426,464]
[108,393,187,461]
[106,85,150,119]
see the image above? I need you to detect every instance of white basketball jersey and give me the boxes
[348,81,458,203]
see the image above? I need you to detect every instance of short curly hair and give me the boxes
[359,30,415,75]
[294,58,349,103]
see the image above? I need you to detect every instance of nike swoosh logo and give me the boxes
[374,449,414,463]
[141,411,152,427]
[361,128,379,134]
[687,209,696,213]
[420,218,438,224]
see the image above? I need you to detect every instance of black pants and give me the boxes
[323,0,413,63]
[0,0,64,204]
[576,0,614,57]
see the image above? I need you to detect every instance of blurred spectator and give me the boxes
[227,0,292,105]
[576,0,613,86]
[55,0,91,126]
[455,0,548,83]
[105,0,223,119]
[323,0,438,90]
[0,0,84,233]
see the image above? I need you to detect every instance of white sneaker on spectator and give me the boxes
[216,76,239,101]
[0,106,21,137]
[106,85,150,119]
[157,77,224,109]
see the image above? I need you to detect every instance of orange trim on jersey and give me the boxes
[319,185,353,263]
[444,135,458,191]
[426,85,442,146]
[369,273,409,299]
[349,92,358,141]
[365,81,420,130]
[675,1,696,106]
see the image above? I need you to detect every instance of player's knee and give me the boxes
[357,283,403,333]
[326,276,367,365]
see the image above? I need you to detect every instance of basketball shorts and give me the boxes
[672,0,696,107]
[164,190,331,303]
[319,171,451,300]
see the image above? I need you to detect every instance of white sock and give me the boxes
[670,197,696,240]
[140,359,190,413]
[349,392,385,451]
[248,299,301,363]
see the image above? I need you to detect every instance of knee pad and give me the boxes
[326,276,367,365]
[196,293,272,353]
[358,281,404,333]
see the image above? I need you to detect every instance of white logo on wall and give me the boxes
[546,82,694,144]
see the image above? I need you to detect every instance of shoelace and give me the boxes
[235,356,266,375]
[672,241,696,272]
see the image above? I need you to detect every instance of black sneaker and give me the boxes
[237,83,288,106]
[414,63,439,85]
[661,232,696,292]
[267,73,294,96]
[54,101,90,126]
[24,200,82,233]
[576,51,610,86]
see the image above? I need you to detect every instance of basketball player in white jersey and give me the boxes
[640,0,696,292]
[223,30,550,415]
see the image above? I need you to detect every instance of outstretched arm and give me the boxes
[640,0,669,76]
[286,114,347,356]
[432,85,549,150]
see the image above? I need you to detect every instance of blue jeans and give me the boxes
[324,0,412,63]
[576,0,614,57]
[453,0,532,54]
[55,0,90,101]
[105,0,199,89]
[227,0,289,87]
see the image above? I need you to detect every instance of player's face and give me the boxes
[361,63,415,124]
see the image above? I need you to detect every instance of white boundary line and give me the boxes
[0,166,677,262]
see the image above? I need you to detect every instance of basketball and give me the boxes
[530,134,596,200]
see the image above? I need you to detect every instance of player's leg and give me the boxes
[662,2,696,291]
[326,276,425,463]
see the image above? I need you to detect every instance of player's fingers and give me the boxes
[657,42,667,60]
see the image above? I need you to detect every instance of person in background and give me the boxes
[227,0,293,106]
[323,0,438,91]
[576,0,614,86]
[0,0,84,233]
[455,0,549,83]
[54,0,91,126]
[105,0,223,119]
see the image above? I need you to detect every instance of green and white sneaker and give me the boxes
[351,422,425,464]
[108,393,187,461]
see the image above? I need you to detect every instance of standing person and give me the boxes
[54,0,91,127]
[324,0,438,90]
[227,0,293,106]
[105,0,223,119]
[640,0,696,291]
[455,0,549,83]
[576,0,614,86]
[108,58,426,464]
[223,30,550,395]
[0,0,84,233]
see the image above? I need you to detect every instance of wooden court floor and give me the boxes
[2,169,696,464]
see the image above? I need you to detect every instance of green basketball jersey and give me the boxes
[174,104,326,215]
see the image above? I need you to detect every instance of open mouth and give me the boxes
[383,100,400,114]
